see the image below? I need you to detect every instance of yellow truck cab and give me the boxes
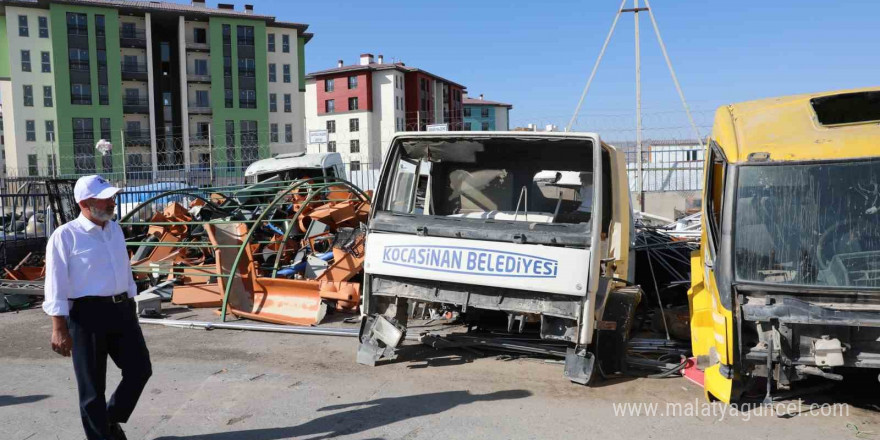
[691,87,880,402]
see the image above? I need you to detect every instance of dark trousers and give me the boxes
[68,298,152,440]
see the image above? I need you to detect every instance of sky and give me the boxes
[184,1,879,138]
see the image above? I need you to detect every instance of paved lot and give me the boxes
[2,306,879,440]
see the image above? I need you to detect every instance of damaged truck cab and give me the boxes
[691,87,880,402]
[358,132,636,383]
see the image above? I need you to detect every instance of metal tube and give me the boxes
[634,0,644,213]
[138,318,360,337]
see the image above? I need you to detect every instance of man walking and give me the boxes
[44,175,152,440]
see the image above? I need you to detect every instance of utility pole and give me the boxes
[567,0,703,214]
[631,0,645,212]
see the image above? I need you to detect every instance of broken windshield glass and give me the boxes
[381,138,597,224]
[734,159,880,288]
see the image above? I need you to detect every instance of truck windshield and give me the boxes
[382,137,597,225]
[734,159,880,288]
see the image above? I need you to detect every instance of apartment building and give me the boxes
[0,0,311,177]
[304,53,466,168]
[463,94,512,131]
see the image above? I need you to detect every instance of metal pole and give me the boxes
[566,0,627,132]
[138,318,360,337]
[643,0,704,148]
[208,123,214,185]
[634,0,645,212]
[120,129,127,186]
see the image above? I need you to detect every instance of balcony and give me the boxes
[69,60,90,72]
[124,129,152,147]
[71,93,92,105]
[123,96,149,114]
[120,28,147,48]
[187,70,211,83]
[189,134,210,146]
[121,62,148,81]
[186,40,210,51]
[188,100,212,114]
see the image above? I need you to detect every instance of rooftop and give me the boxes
[307,59,466,89]
[463,96,513,108]
[2,0,309,33]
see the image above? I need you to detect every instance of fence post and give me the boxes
[208,123,214,186]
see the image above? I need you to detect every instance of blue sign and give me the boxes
[382,245,558,278]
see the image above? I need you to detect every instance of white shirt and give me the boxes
[42,214,137,316]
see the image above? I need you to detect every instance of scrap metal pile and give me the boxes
[119,176,370,326]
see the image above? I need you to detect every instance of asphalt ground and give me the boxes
[2,305,879,440]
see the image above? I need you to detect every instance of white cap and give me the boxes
[74,175,122,203]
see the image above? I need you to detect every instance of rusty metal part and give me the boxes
[171,283,223,308]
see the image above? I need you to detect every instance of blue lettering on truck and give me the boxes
[382,245,559,278]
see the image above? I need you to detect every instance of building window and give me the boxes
[225,120,235,168]
[41,51,51,72]
[348,76,358,89]
[268,63,276,82]
[25,120,36,141]
[21,50,31,72]
[194,59,208,75]
[69,48,89,71]
[100,118,111,140]
[284,94,291,112]
[238,58,255,77]
[350,139,360,153]
[222,24,231,45]
[327,141,336,153]
[270,123,278,142]
[269,93,277,112]
[325,79,334,92]
[95,15,105,37]
[193,28,207,44]
[239,89,256,109]
[350,160,361,171]
[326,120,335,133]
[236,25,255,46]
[463,107,471,117]
[195,90,209,107]
[43,86,53,107]
[285,124,293,142]
[223,55,232,77]
[47,154,56,175]
[282,34,290,53]
[348,97,358,111]
[28,154,38,176]
[71,83,91,105]
[99,85,109,105]
[18,15,28,37]
[481,108,490,118]
[225,89,233,108]
[38,16,49,38]
[349,118,359,132]
[73,118,95,174]
[240,120,258,165]
[481,122,490,131]
[67,13,88,36]
[267,33,275,52]
[283,64,291,83]
[325,99,335,113]
[45,120,55,142]
[465,122,473,130]
[23,85,33,106]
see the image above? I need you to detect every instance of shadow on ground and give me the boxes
[154,389,531,440]
[0,394,51,407]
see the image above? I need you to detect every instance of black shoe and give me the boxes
[109,422,128,440]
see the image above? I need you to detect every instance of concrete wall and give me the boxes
[632,190,702,221]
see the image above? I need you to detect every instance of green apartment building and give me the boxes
[0,0,311,178]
